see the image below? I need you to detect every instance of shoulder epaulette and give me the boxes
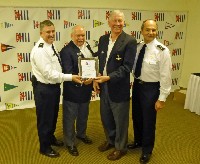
[157,45,165,51]
[38,43,44,48]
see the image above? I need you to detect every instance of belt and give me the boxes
[134,78,159,85]
[38,81,61,87]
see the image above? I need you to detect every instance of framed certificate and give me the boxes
[78,57,99,79]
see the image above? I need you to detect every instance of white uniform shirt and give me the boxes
[30,37,72,84]
[133,39,172,101]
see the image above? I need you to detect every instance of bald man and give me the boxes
[60,25,94,156]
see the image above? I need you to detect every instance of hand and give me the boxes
[72,75,82,84]
[93,81,100,94]
[155,100,165,111]
[83,78,93,85]
[94,76,110,83]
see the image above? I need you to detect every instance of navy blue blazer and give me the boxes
[96,31,137,102]
[60,41,93,103]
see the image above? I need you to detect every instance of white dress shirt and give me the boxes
[30,37,72,84]
[103,36,116,76]
[79,42,93,58]
[133,39,172,101]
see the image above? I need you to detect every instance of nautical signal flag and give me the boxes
[165,22,175,29]
[5,103,19,110]
[4,83,18,91]
[0,21,13,29]
[93,20,104,28]
[164,40,173,47]
[2,64,17,72]
[64,20,76,28]
[1,43,15,52]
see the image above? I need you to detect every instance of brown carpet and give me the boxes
[0,93,200,164]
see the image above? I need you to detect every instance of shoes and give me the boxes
[107,149,127,161]
[127,142,142,149]
[140,153,152,163]
[40,148,60,158]
[76,136,92,144]
[67,146,79,156]
[51,140,64,147]
[98,141,114,152]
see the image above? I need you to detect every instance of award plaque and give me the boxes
[78,57,99,79]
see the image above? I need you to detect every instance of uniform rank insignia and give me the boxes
[116,55,122,60]
[157,45,165,51]
[38,43,44,48]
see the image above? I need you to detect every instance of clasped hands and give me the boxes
[72,73,109,94]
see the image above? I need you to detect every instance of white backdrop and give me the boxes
[0,7,187,111]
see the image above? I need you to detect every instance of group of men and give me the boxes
[30,9,172,164]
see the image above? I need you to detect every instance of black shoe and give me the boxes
[140,153,152,163]
[51,140,64,147]
[127,142,142,149]
[67,146,79,156]
[40,148,60,158]
[76,136,92,144]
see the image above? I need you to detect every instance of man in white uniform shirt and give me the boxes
[60,25,93,156]
[30,20,81,158]
[127,19,172,164]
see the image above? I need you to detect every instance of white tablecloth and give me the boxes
[184,73,200,115]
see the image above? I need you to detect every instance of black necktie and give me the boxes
[135,44,146,78]
[52,44,62,66]
[77,52,85,58]
[86,42,94,56]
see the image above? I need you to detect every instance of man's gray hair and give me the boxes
[109,10,125,21]
[40,20,54,32]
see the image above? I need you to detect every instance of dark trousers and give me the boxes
[33,82,61,152]
[132,79,159,154]
[63,100,90,146]
[100,83,129,151]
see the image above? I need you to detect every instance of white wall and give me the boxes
[1,0,199,88]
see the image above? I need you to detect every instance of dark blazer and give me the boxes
[96,31,137,102]
[60,41,93,103]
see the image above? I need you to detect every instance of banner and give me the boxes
[0,7,188,111]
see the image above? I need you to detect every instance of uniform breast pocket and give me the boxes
[148,60,158,70]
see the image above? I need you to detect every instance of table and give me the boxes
[184,73,200,115]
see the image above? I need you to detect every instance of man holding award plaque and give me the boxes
[93,10,137,161]
[60,25,94,156]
